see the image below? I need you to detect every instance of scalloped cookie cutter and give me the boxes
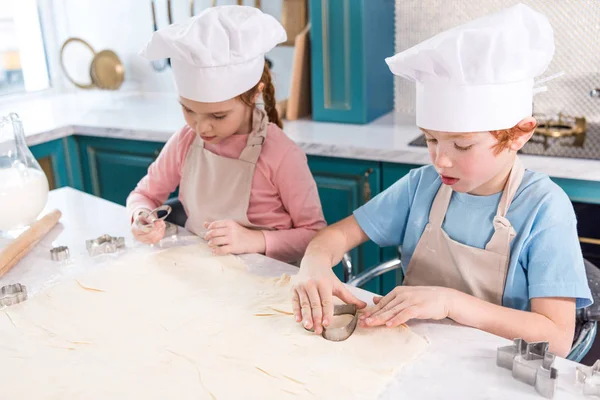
[0,283,27,308]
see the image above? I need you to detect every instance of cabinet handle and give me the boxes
[363,168,374,204]
[580,237,600,246]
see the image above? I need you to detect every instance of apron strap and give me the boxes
[495,156,525,218]
[239,107,268,164]
[485,156,525,254]
[428,182,453,228]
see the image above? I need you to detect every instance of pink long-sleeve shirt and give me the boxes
[126,123,326,263]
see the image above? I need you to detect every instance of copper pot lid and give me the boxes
[60,37,124,91]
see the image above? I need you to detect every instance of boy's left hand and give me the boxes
[204,220,266,256]
[359,286,456,328]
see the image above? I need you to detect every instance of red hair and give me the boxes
[489,121,537,155]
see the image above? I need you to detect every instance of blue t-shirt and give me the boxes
[353,165,593,311]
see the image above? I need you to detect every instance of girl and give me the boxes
[291,3,592,357]
[127,5,326,264]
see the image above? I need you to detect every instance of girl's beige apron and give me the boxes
[180,108,270,235]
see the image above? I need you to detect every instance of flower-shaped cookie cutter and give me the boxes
[86,234,125,256]
[0,283,27,309]
[50,246,70,261]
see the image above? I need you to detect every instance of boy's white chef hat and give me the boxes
[139,5,286,103]
[385,3,555,132]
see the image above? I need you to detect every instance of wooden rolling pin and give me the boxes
[0,209,62,277]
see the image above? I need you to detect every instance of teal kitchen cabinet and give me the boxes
[31,137,83,190]
[76,136,169,206]
[309,0,395,124]
[551,177,600,205]
[307,155,384,293]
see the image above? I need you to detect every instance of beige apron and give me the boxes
[180,107,270,236]
[403,157,525,305]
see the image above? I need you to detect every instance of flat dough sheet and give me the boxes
[0,243,428,399]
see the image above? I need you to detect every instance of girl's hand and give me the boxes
[360,286,456,328]
[204,220,266,255]
[131,209,166,244]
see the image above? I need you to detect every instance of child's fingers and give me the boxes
[291,290,302,322]
[318,284,334,328]
[211,244,234,256]
[207,236,230,247]
[361,293,395,319]
[334,284,367,310]
[297,287,314,330]
[364,302,406,327]
[205,220,231,230]
[204,227,229,240]
[385,306,417,327]
[305,281,323,334]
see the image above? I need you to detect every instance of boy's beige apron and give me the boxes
[403,157,525,305]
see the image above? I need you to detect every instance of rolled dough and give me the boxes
[0,243,427,399]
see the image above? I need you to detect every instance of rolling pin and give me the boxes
[0,209,62,277]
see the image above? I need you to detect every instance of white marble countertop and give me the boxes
[1,89,600,182]
[0,187,592,399]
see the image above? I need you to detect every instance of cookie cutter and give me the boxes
[134,205,172,233]
[497,338,558,398]
[0,283,27,308]
[50,246,70,261]
[576,359,600,396]
[164,221,178,237]
[305,304,358,342]
[86,234,125,256]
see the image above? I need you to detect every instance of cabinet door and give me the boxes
[307,156,383,293]
[77,136,166,206]
[30,137,83,190]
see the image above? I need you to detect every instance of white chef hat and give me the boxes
[385,3,555,132]
[139,5,286,103]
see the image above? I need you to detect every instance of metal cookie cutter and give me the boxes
[305,304,358,342]
[0,283,27,308]
[50,246,70,261]
[134,205,172,233]
[497,338,558,398]
[576,359,600,396]
[86,234,125,256]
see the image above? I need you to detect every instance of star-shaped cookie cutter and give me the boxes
[86,234,125,257]
[304,304,358,342]
[497,338,558,398]
[576,359,600,396]
[0,283,27,309]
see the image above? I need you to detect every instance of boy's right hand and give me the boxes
[291,260,367,335]
[131,209,166,244]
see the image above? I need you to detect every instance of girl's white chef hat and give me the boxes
[140,5,286,103]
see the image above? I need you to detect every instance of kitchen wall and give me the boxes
[50,0,293,101]
[393,0,600,122]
